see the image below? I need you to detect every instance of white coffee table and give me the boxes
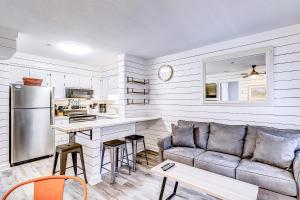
[151,160,258,200]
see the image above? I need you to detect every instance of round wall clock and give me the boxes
[158,65,173,82]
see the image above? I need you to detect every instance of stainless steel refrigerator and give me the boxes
[10,84,54,166]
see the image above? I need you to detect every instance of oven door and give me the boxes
[69,115,97,123]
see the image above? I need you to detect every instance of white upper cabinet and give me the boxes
[101,77,109,99]
[91,77,101,98]
[9,66,29,84]
[51,72,65,99]
[108,76,118,95]
[64,73,80,88]
[79,76,92,89]
[29,69,51,86]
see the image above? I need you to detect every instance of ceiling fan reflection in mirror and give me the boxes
[240,65,266,79]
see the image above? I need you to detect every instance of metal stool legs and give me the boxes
[142,139,149,165]
[100,142,131,184]
[52,143,88,184]
[124,135,149,171]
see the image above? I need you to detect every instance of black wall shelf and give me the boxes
[127,88,149,95]
[127,77,149,85]
[127,99,149,105]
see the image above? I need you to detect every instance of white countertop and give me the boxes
[52,116,161,133]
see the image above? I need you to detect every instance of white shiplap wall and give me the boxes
[118,54,150,118]
[0,64,9,170]
[145,23,300,151]
[0,26,16,170]
[117,54,157,151]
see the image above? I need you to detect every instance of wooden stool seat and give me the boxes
[125,135,144,141]
[56,143,82,153]
[103,139,126,147]
[52,142,88,183]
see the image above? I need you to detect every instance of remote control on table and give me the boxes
[161,162,175,171]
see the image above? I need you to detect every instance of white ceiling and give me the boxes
[0,0,300,68]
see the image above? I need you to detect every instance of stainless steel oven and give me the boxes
[69,114,97,123]
[65,88,94,99]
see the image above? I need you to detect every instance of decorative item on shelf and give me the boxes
[158,65,173,82]
[22,77,43,86]
[127,99,149,105]
[127,77,149,85]
[127,88,149,95]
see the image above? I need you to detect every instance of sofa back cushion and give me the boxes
[207,122,246,156]
[252,131,298,169]
[171,124,196,148]
[243,125,300,159]
[178,120,209,149]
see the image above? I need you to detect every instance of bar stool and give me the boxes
[52,142,88,183]
[100,139,130,184]
[123,135,148,171]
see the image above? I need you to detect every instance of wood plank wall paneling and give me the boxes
[0,64,9,170]
[117,54,156,151]
[144,24,300,152]
[118,54,151,118]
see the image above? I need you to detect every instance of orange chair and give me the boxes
[2,175,87,200]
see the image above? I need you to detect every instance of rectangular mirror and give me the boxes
[203,47,273,105]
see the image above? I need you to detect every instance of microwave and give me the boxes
[65,88,94,99]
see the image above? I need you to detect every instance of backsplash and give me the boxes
[54,98,119,114]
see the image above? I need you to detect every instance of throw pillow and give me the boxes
[171,123,195,148]
[178,120,210,149]
[207,122,246,156]
[252,131,298,169]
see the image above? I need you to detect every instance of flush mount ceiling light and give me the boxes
[57,42,91,55]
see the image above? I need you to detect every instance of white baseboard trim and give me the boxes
[0,163,10,172]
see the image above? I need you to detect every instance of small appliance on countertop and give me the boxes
[99,104,106,113]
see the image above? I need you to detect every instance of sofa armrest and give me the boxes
[294,151,300,200]
[157,135,172,162]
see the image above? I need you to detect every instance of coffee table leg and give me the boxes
[159,177,167,200]
[165,181,178,200]
[159,177,178,200]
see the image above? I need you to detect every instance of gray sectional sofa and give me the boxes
[157,120,300,200]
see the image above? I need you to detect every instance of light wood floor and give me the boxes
[0,151,216,200]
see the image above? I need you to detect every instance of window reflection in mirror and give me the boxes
[204,53,268,103]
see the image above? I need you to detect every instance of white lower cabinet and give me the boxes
[54,118,69,146]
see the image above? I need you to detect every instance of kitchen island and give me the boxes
[52,116,161,185]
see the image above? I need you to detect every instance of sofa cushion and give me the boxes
[194,151,241,178]
[236,159,297,197]
[178,120,210,149]
[163,147,205,166]
[207,122,246,156]
[171,124,196,148]
[257,188,297,200]
[243,125,300,159]
[252,131,297,169]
